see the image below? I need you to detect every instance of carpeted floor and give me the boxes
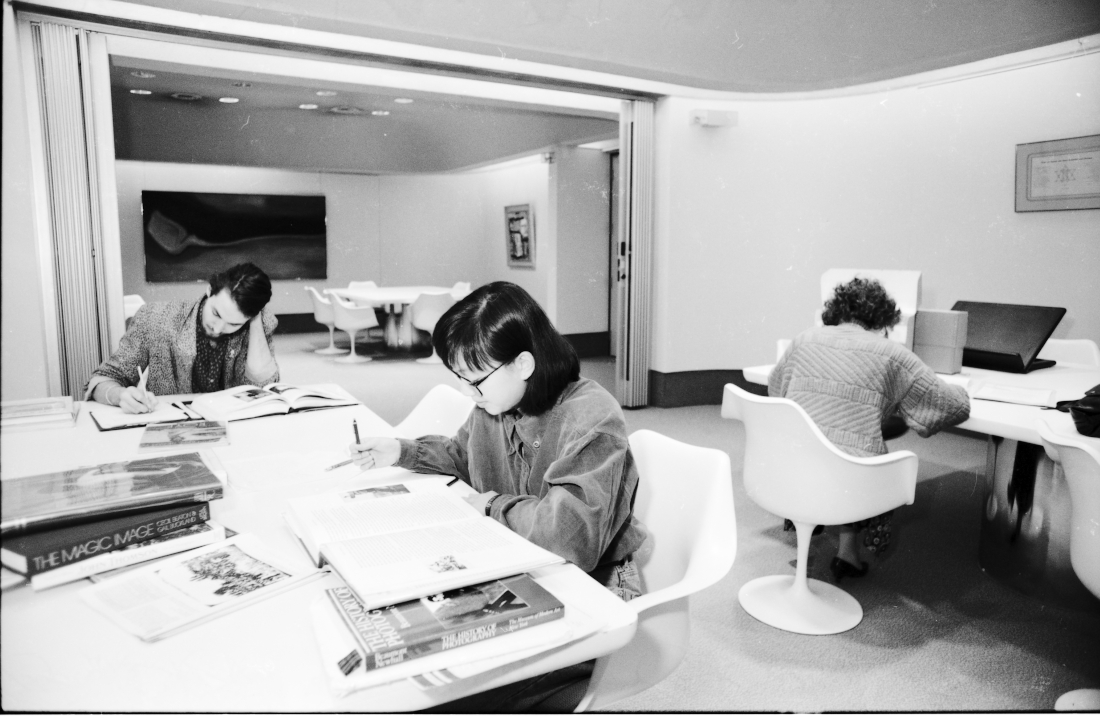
[276,332,1100,712]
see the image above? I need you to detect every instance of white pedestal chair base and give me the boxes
[335,352,371,364]
[738,574,863,635]
[314,328,344,355]
[1055,689,1100,711]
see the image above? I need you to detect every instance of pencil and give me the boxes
[325,458,355,472]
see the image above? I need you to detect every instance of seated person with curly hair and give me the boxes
[768,277,970,582]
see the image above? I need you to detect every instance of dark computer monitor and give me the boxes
[951,301,1066,374]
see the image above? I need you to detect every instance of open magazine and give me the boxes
[190,383,356,422]
[284,482,563,611]
[79,534,323,642]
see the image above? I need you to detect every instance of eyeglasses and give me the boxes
[453,362,505,394]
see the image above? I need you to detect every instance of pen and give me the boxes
[325,458,355,472]
[353,419,360,445]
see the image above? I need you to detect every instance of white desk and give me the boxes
[0,386,636,712]
[327,286,458,349]
[743,362,1099,444]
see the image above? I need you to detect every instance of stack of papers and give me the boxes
[972,383,1057,408]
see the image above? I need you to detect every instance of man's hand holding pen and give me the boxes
[115,366,156,414]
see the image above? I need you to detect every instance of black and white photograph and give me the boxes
[3,0,1098,715]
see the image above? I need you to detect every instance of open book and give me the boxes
[79,534,323,642]
[89,401,191,431]
[284,481,564,611]
[191,383,356,422]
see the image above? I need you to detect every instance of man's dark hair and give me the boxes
[208,263,272,318]
[433,281,579,416]
[821,277,901,331]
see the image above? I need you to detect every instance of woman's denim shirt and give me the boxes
[396,378,647,573]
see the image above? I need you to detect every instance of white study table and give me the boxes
[326,286,459,349]
[0,385,637,712]
[742,361,1100,444]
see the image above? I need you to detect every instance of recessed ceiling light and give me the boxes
[393,98,414,104]
[219,97,240,104]
[371,110,390,116]
[330,106,362,115]
[171,92,203,101]
[232,81,252,88]
[130,71,156,79]
[315,90,338,97]
[298,103,319,110]
[129,89,152,95]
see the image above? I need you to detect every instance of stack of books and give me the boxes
[284,478,572,693]
[0,451,227,591]
[1,396,78,432]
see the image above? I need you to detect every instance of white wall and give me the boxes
[475,158,555,318]
[115,162,382,316]
[652,51,1100,372]
[113,157,597,332]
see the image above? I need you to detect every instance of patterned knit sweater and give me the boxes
[768,324,970,457]
[84,298,279,399]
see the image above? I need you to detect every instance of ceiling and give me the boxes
[110,57,619,174]
[107,0,1100,174]
[116,0,1100,93]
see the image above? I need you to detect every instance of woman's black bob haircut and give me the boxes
[433,281,580,416]
[821,277,901,331]
[208,262,272,318]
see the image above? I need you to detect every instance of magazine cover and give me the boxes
[1,452,224,535]
[139,420,229,451]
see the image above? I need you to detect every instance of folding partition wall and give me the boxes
[614,100,655,408]
[24,18,115,396]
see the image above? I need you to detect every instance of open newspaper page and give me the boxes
[79,534,323,642]
[285,483,563,611]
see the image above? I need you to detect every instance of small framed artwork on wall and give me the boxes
[1015,134,1100,212]
[505,204,535,268]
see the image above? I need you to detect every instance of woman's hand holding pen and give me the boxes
[349,438,401,470]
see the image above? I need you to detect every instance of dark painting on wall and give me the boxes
[142,191,327,283]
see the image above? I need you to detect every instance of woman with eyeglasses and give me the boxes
[349,281,646,712]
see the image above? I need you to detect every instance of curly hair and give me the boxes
[821,277,901,331]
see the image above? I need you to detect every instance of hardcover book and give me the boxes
[1,452,225,536]
[1,500,211,576]
[30,520,227,591]
[190,383,355,422]
[79,534,323,642]
[139,420,229,451]
[284,480,563,611]
[325,574,564,675]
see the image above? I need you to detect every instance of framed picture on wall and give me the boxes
[1014,134,1100,212]
[505,204,535,269]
